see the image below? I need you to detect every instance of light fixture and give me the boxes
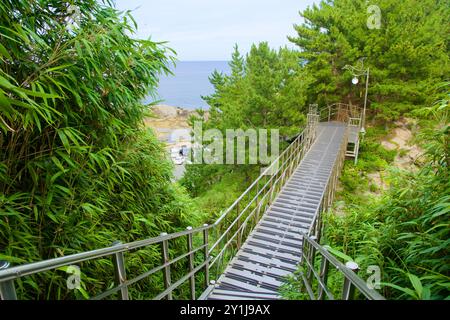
[352,77,359,85]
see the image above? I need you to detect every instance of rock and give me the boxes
[381,140,397,150]
[151,104,179,118]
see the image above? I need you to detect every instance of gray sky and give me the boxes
[115,0,318,61]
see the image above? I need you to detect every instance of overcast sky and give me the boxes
[114,0,318,61]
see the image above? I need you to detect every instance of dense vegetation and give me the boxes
[289,0,449,123]
[0,0,448,300]
[183,0,450,300]
[282,89,449,299]
[330,86,449,299]
[282,0,449,300]
[0,0,199,299]
[181,44,310,213]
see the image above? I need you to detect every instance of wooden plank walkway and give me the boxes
[206,122,347,300]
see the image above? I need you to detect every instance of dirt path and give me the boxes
[381,118,423,171]
[365,118,423,195]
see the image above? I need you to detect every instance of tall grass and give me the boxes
[0,0,200,299]
[282,83,449,300]
[320,83,449,299]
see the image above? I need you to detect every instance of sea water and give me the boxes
[146,61,231,110]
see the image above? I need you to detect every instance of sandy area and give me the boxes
[144,105,197,180]
[381,118,423,171]
[144,105,194,144]
[363,118,424,196]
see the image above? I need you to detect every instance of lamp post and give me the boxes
[343,58,370,133]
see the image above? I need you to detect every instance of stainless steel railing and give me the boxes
[319,103,363,124]
[208,109,319,280]
[0,109,320,300]
[0,224,212,300]
[298,105,384,300]
[299,235,385,300]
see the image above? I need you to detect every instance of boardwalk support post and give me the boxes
[236,203,242,249]
[203,225,210,289]
[0,261,17,300]
[317,250,330,300]
[307,235,317,281]
[186,227,196,299]
[342,261,359,300]
[112,241,129,300]
[160,233,172,300]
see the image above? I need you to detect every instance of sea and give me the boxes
[146,61,231,110]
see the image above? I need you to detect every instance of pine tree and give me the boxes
[289,0,450,124]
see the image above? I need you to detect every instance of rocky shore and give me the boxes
[144,105,193,141]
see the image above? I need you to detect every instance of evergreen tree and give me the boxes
[289,0,450,123]
[0,0,197,299]
[204,43,311,137]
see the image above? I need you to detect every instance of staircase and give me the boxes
[0,103,383,301]
[204,123,347,299]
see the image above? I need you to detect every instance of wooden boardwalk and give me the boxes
[206,123,347,300]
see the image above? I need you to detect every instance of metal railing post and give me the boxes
[268,174,274,206]
[253,180,260,226]
[0,261,17,300]
[236,202,242,249]
[342,261,359,300]
[186,227,196,299]
[317,251,330,300]
[160,233,172,300]
[203,225,210,289]
[111,241,129,300]
[307,236,317,282]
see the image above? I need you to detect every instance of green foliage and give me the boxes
[289,0,450,123]
[183,43,310,202]
[204,43,311,137]
[0,0,197,299]
[182,165,259,219]
[338,125,395,203]
[321,88,449,300]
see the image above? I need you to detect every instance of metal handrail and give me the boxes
[0,225,211,283]
[0,224,212,300]
[210,131,305,249]
[207,113,319,279]
[297,106,384,300]
[300,234,385,300]
[0,110,320,300]
[319,103,363,124]
[306,121,348,239]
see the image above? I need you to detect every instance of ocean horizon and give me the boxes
[145,61,231,110]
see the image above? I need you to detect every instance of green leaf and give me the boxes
[381,282,418,299]
[51,156,65,172]
[78,286,90,299]
[0,89,11,109]
[408,273,423,298]
[0,75,15,89]
[14,87,60,99]
[58,130,70,154]
[323,245,354,262]
[0,42,12,60]
[46,212,59,223]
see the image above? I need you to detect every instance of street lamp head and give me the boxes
[352,77,359,85]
